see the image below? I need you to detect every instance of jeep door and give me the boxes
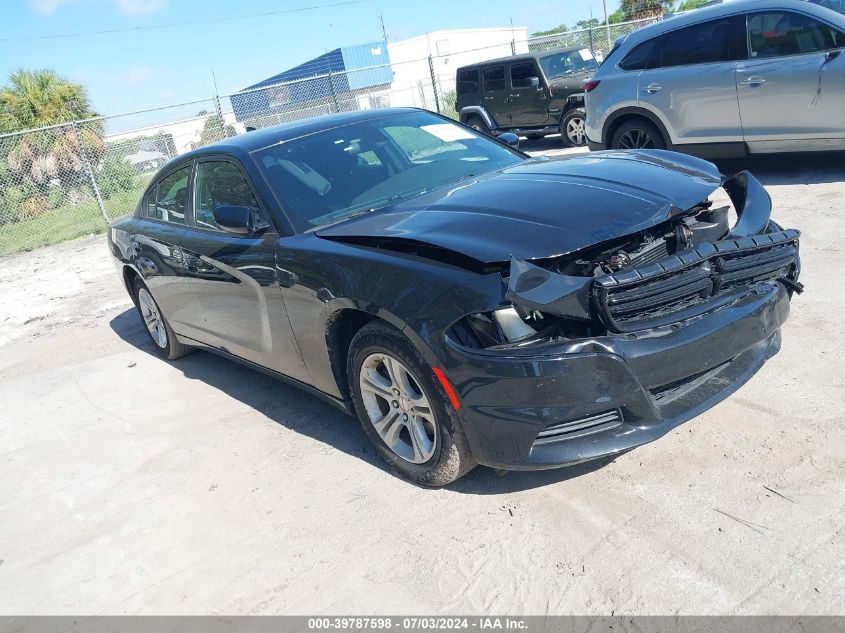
[737,9,845,151]
[637,15,746,146]
[508,61,552,127]
[481,65,509,127]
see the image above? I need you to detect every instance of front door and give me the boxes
[508,61,551,128]
[637,14,746,146]
[481,65,509,128]
[738,10,845,151]
[180,157,308,381]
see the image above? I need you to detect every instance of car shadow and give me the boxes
[110,308,618,493]
[715,151,845,186]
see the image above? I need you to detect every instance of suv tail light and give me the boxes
[583,79,601,93]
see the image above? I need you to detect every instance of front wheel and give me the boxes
[610,118,666,150]
[560,107,587,147]
[465,115,491,136]
[347,322,476,486]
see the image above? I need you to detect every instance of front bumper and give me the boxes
[444,282,791,470]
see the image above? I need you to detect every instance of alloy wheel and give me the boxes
[358,353,437,464]
[138,287,167,349]
[617,128,656,149]
[565,117,587,146]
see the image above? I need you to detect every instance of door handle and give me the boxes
[644,83,662,93]
[484,95,495,100]
[740,76,766,86]
[509,93,520,98]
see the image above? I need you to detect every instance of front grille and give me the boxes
[594,230,799,332]
[533,410,623,445]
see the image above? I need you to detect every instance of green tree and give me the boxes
[575,18,601,29]
[195,113,236,149]
[677,0,708,11]
[0,69,103,218]
[531,24,569,37]
[620,0,674,19]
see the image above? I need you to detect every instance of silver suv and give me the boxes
[585,0,845,156]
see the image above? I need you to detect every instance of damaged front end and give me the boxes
[447,170,802,349]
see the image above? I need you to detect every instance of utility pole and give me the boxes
[603,0,612,50]
[379,14,388,43]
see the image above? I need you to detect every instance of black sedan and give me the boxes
[108,108,801,486]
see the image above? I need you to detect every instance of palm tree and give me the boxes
[0,69,103,215]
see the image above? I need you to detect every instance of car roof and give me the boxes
[456,46,585,71]
[171,107,426,164]
[619,0,845,47]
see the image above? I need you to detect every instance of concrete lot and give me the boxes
[0,147,843,615]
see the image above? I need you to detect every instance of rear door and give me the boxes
[737,10,845,151]
[637,15,746,145]
[179,157,308,379]
[132,163,207,342]
[481,65,509,127]
[508,61,551,127]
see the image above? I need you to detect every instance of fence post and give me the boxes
[428,55,441,114]
[327,69,340,113]
[71,121,109,224]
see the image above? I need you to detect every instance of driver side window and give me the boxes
[748,11,845,58]
[193,160,263,232]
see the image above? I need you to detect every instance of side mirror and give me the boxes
[212,205,252,235]
[528,76,541,89]
[498,132,520,149]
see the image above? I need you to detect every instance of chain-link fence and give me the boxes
[0,15,668,256]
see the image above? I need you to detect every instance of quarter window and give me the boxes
[193,161,263,232]
[748,11,845,58]
[143,165,191,224]
[457,69,480,95]
[510,63,539,89]
[660,16,746,67]
[483,66,506,91]
[619,39,658,71]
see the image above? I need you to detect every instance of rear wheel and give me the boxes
[465,115,491,136]
[348,321,475,486]
[560,107,587,147]
[611,118,666,150]
[132,277,192,360]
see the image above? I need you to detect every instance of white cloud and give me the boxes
[29,0,168,15]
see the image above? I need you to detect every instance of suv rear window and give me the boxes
[457,69,480,94]
[483,67,506,91]
[660,16,746,66]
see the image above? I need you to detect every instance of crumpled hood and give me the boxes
[316,150,723,264]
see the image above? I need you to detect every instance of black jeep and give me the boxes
[455,47,596,146]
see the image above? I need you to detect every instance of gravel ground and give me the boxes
[0,147,843,615]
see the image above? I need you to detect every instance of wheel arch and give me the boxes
[122,264,142,306]
[603,107,672,148]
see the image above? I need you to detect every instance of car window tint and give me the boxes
[510,63,538,89]
[457,69,480,94]
[193,161,263,232]
[660,16,746,67]
[253,111,522,232]
[145,165,190,224]
[748,11,845,58]
[619,38,658,70]
[483,66,506,91]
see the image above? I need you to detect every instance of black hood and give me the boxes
[316,150,723,264]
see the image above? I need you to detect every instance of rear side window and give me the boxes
[510,62,538,89]
[748,11,845,58]
[457,69,480,95]
[143,165,191,224]
[483,66,506,91]
[619,39,658,70]
[660,16,746,66]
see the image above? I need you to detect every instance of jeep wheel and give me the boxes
[466,116,491,136]
[560,108,587,147]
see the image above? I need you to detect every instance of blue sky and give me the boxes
[0,0,621,118]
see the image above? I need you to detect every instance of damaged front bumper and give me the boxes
[443,280,790,469]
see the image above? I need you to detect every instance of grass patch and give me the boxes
[0,175,150,257]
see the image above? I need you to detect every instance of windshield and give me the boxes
[252,110,523,232]
[539,48,599,78]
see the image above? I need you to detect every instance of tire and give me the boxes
[524,133,545,140]
[465,115,491,136]
[610,118,666,150]
[560,107,587,147]
[347,321,476,486]
[132,277,193,360]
